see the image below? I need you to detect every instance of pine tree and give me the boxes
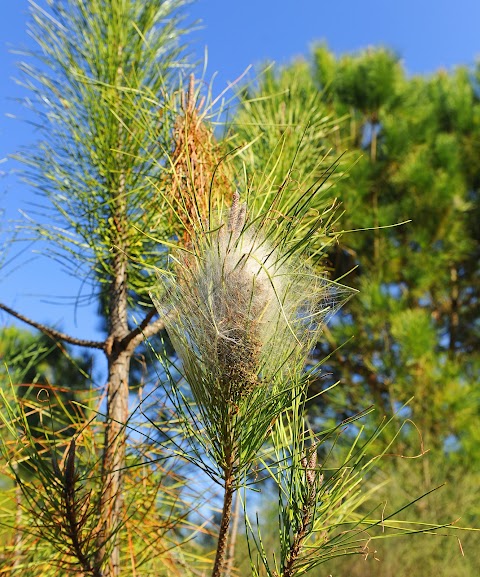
[230,45,480,576]
[0,1,192,574]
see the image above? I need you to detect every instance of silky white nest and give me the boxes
[153,192,353,400]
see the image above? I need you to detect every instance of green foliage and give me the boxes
[0,326,91,385]
[229,60,351,262]
[235,44,480,576]
[0,327,92,478]
[253,408,452,577]
[16,0,190,305]
[332,48,400,116]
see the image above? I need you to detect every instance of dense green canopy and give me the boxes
[231,45,480,576]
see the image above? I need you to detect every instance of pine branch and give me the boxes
[121,308,164,350]
[140,316,166,340]
[63,439,102,577]
[283,488,316,577]
[212,469,235,577]
[0,302,105,350]
[283,506,312,577]
[225,491,241,577]
[283,449,319,577]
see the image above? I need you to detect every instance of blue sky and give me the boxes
[1,0,480,352]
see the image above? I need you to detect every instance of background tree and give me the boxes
[228,46,480,576]
[314,46,480,459]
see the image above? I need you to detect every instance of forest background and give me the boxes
[0,1,479,577]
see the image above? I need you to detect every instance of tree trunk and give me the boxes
[370,115,380,264]
[96,348,132,577]
[96,168,130,575]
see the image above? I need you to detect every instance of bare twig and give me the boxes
[139,316,165,341]
[225,491,241,577]
[0,302,105,349]
[212,464,235,577]
[121,308,165,350]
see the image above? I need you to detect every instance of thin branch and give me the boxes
[225,490,241,577]
[139,316,165,340]
[63,439,102,577]
[0,302,105,350]
[122,309,165,351]
[212,467,235,577]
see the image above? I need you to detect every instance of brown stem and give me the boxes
[63,440,102,577]
[212,469,235,577]
[120,308,165,350]
[0,302,105,349]
[139,316,165,341]
[96,243,130,576]
[225,491,241,577]
[95,348,132,575]
[370,118,378,163]
[369,113,380,264]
